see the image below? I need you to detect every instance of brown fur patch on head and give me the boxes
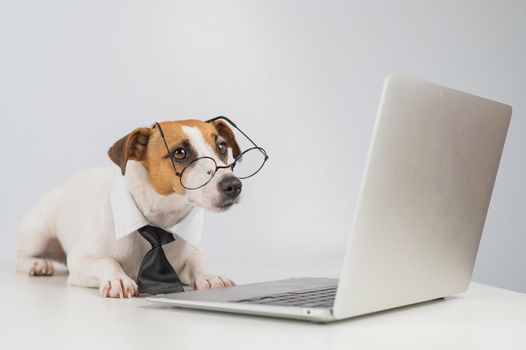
[142,121,189,195]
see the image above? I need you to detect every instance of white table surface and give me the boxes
[1,259,525,350]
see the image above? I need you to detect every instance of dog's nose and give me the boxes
[218,176,242,199]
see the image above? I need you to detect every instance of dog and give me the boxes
[16,119,243,298]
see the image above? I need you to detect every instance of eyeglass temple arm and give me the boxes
[206,116,268,159]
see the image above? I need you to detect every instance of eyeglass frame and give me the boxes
[154,116,269,190]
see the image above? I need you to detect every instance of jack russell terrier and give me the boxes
[16,118,265,298]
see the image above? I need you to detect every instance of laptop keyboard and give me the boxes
[231,286,337,308]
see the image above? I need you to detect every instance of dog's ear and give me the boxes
[210,120,241,159]
[108,127,151,175]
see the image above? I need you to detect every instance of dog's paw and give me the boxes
[193,275,236,290]
[17,257,55,276]
[99,276,139,298]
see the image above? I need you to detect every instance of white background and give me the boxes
[0,0,524,292]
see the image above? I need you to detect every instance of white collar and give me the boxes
[110,168,204,247]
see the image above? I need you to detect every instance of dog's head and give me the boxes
[108,119,242,211]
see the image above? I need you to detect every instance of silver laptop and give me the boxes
[147,75,512,323]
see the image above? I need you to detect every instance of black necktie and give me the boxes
[137,225,185,295]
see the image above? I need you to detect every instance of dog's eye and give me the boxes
[217,141,228,154]
[172,147,187,160]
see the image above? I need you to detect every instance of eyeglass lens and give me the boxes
[232,148,267,179]
[180,157,217,190]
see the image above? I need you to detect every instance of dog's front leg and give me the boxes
[175,249,236,290]
[67,255,139,298]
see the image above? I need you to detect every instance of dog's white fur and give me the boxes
[180,125,232,210]
[16,125,236,298]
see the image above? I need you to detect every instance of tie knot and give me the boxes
[138,225,176,247]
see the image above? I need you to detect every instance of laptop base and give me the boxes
[147,277,338,323]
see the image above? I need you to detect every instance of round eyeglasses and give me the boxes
[154,117,269,190]
[178,147,268,190]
